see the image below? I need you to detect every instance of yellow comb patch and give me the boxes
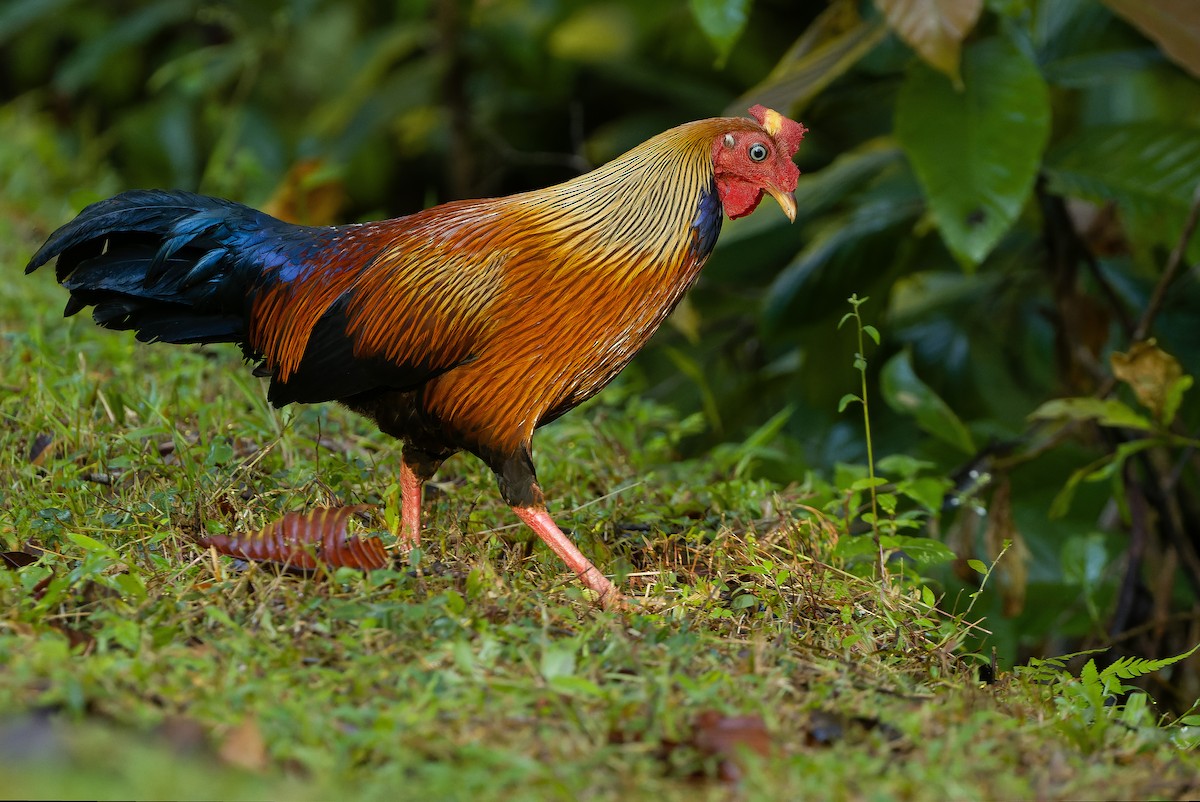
[760,108,784,137]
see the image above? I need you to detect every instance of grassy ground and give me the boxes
[3,109,1200,800]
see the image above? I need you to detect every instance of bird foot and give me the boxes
[586,578,627,612]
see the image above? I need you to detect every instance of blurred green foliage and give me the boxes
[5,0,1200,707]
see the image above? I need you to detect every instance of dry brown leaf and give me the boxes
[262,159,348,226]
[984,476,1030,618]
[1111,340,1189,423]
[198,506,389,571]
[1066,199,1129,257]
[51,622,96,655]
[218,718,269,772]
[692,710,773,783]
[1102,0,1200,79]
[875,0,984,82]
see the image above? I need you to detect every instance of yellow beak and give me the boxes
[767,186,797,222]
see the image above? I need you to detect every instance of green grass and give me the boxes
[3,107,1200,801]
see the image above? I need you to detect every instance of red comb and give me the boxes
[748,105,807,157]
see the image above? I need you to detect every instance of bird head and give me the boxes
[711,105,807,222]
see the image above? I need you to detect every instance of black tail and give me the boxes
[25,189,328,350]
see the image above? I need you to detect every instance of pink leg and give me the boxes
[512,505,622,608]
[398,460,423,548]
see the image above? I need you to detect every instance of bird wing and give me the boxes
[251,200,510,406]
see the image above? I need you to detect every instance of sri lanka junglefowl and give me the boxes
[26,105,806,607]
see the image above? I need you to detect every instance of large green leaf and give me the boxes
[880,349,976,453]
[1044,123,1200,259]
[1028,397,1155,432]
[895,35,1051,269]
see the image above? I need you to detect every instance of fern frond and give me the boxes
[1101,642,1200,683]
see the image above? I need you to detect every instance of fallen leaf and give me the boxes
[218,718,269,772]
[51,624,96,655]
[198,506,390,571]
[692,710,773,783]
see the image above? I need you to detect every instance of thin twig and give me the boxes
[1132,182,1200,343]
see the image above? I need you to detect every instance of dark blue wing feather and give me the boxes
[26,189,453,407]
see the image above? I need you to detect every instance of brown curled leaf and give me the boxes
[692,710,773,783]
[198,506,388,571]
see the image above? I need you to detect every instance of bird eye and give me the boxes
[748,143,768,162]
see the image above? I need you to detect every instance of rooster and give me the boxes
[27,105,806,607]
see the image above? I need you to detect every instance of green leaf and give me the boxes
[1044,123,1200,259]
[898,475,953,513]
[442,589,466,616]
[1103,642,1200,684]
[876,454,935,479]
[1048,440,1158,517]
[540,643,577,681]
[895,35,1051,268]
[690,0,752,66]
[837,393,862,413]
[732,593,759,609]
[1028,397,1154,431]
[112,573,148,604]
[967,558,988,575]
[1163,374,1194,427]
[880,349,976,453]
[893,535,957,566]
[849,477,889,492]
[833,534,878,563]
[548,675,604,698]
[1080,658,1102,694]
[66,531,120,560]
[1062,533,1110,591]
